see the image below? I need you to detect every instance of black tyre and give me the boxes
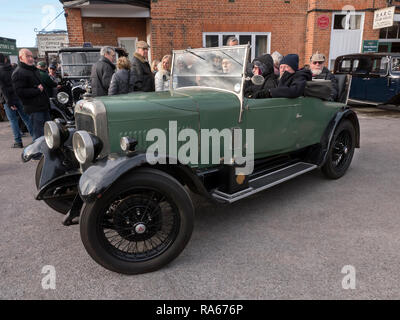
[35,156,76,215]
[321,119,356,179]
[79,168,195,275]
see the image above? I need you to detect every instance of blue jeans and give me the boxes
[30,110,51,141]
[4,102,33,144]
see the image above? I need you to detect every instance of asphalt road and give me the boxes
[1,108,400,299]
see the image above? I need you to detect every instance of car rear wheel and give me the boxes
[79,168,194,275]
[35,156,76,215]
[321,119,356,179]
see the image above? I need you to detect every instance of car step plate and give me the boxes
[212,162,317,203]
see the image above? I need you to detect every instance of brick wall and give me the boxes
[64,0,394,66]
[82,18,147,47]
[65,8,84,46]
[150,0,309,63]
[150,0,391,65]
[64,8,147,47]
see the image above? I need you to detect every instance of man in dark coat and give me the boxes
[0,53,33,147]
[268,54,312,99]
[244,54,278,99]
[12,49,50,141]
[37,61,59,98]
[131,41,155,92]
[90,46,116,97]
[309,51,339,101]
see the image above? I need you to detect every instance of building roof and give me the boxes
[59,0,150,8]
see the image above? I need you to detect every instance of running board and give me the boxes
[212,162,317,203]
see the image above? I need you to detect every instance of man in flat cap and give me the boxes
[310,52,338,101]
[132,41,155,92]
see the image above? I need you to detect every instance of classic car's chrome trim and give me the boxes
[174,86,240,96]
[74,99,110,159]
[347,98,380,106]
[173,44,250,54]
[345,75,352,106]
[212,162,317,203]
[171,44,250,124]
[239,44,250,123]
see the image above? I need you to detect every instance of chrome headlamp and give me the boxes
[120,137,138,152]
[57,92,69,105]
[44,121,61,149]
[73,131,103,165]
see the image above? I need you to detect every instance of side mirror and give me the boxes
[245,75,265,86]
[252,75,265,86]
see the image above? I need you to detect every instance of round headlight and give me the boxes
[44,121,61,149]
[120,137,138,152]
[73,131,94,165]
[57,92,69,104]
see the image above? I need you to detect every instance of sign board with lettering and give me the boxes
[363,40,379,53]
[317,15,330,29]
[0,37,18,56]
[373,6,395,29]
[37,33,69,58]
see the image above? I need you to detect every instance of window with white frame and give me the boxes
[203,32,271,61]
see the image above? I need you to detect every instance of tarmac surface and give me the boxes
[0,107,400,299]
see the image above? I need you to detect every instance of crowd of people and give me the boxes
[0,36,339,149]
[0,49,60,148]
[91,41,171,97]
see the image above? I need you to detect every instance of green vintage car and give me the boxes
[22,45,360,274]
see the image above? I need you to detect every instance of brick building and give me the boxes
[61,0,400,69]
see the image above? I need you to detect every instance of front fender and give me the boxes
[21,136,45,162]
[319,107,360,166]
[23,128,79,189]
[36,171,81,200]
[79,153,148,202]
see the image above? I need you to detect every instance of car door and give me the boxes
[364,57,391,103]
[349,58,369,101]
[243,97,300,159]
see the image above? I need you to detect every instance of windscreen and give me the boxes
[60,51,100,78]
[172,46,247,93]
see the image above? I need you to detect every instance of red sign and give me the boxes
[317,15,330,29]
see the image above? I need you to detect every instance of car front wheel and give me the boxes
[321,119,356,179]
[79,168,195,275]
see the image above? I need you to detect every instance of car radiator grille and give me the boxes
[76,113,95,134]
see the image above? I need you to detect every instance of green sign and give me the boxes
[0,37,17,56]
[363,40,379,53]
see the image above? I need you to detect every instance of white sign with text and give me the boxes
[373,6,395,30]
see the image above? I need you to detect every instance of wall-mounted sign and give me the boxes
[363,40,379,53]
[373,6,395,29]
[317,15,330,29]
[0,37,17,56]
[37,33,69,58]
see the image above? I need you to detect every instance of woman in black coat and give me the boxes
[244,54,278,99]
[108,57,136,96]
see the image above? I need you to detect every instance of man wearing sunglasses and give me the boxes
[310,52,338,101]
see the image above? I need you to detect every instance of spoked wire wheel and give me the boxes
[322,119,356,179]
[100,189,180,262]
[331,130,352,171]
[80,168,194,274]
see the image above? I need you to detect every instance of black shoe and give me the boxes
[12,142,23,148]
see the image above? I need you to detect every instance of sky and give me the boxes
[0,0,67,47]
